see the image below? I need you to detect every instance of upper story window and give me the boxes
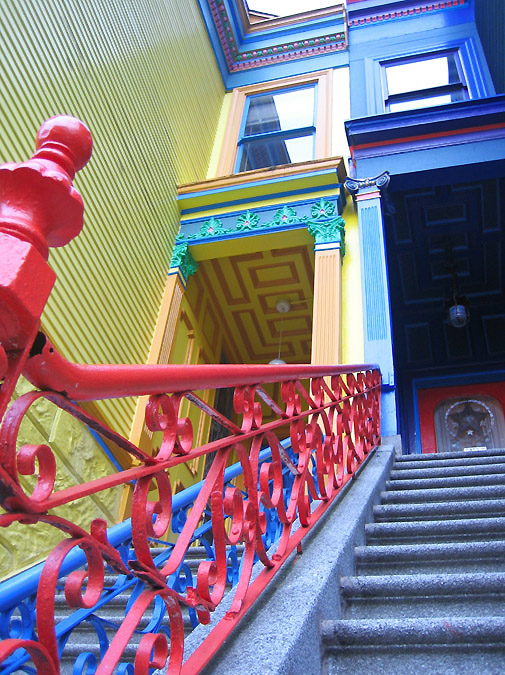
[383,51,468,113]
[236,86,316,172]
[217,71,333,176]
[246,1,335,17]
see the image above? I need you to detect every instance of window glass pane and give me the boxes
[244,87,314,137]
[248,1,334,17]
[389,88,466,112]
[238,134,314,172]
[386,54,459,95]
[284,135,314,164]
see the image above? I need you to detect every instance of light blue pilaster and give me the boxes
[346,173,397,435]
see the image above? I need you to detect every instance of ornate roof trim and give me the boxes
[347,0,468,28]
[208,1,347,72]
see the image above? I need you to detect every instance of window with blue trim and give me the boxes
[236,85,317,172]
[382,51,468,113]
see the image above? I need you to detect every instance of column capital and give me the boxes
[169,242,197,286]
[307,211,346,257]
[344,171,390,198]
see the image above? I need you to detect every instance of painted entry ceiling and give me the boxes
[188,242,314,364]
[386,177,505,375]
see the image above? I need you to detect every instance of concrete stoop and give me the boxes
[322,448,505,675]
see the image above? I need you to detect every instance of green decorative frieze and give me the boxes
[236,210,260,231]
[177,197,344,253]
[272,205,298,226]
[310,198,336,219]
[199,216,227,237]
[170,242,197,279]
[179,205,305,241]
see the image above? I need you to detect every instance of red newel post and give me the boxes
[0,116,92,420]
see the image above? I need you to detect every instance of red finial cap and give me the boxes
[34,115,93,179]
[0,115,93,258]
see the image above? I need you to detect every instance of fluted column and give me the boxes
[311,247,342,364]
[345,172,396,435]
[307,203,345,365]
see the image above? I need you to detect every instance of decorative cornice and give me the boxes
[169,243,198,281]
[346,96,505,141]
[208,0,347,72]
[177,198,345,252]
[344,97,505,162]
[347,0,468,28]
[178,157,347,205]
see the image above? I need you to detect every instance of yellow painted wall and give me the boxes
[0,377,124,581]
[331,66,351,168]
[330,67,357,348]
[341,202,364,364]
[0,1,225,578]
[207,93,233,179]
[0,0,224,437]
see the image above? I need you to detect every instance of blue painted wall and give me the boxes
[346,1,504,452]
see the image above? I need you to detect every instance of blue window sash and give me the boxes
[235,83,318,172]
[381,49,469,112]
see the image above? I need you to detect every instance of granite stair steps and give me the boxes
[322,448,505,674]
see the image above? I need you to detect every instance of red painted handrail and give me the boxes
[24,333,379,400]
[0,118,382,674]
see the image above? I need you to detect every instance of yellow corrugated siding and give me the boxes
[0,1,224,435]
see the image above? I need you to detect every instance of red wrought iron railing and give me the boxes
[0,117,381,674]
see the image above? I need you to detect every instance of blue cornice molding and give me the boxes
[345,96,505,183]
[347,0,470,29]
[177,159,347,215]
[345,94,505,148]
[198,0,347,88]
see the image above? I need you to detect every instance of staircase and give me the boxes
[322,448,505,674]
[12,446,505,673]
